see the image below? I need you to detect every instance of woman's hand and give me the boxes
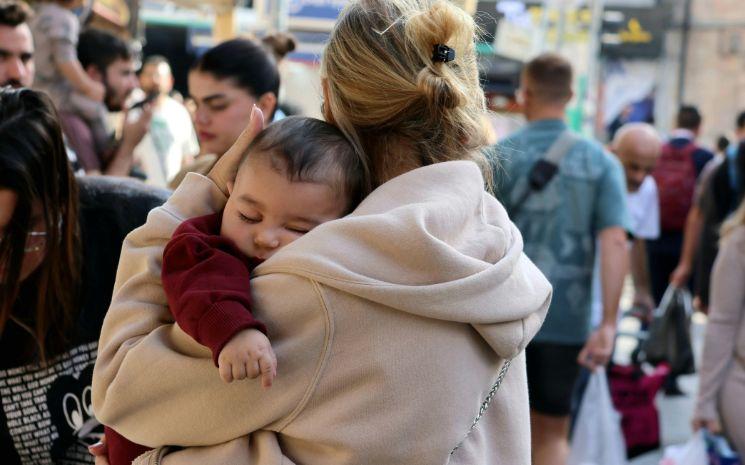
[207,105,265,196]
[692,417,722,434]
[89,435,110,465]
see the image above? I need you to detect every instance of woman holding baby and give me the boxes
[91,1,552,464]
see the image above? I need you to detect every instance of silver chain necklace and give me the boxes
[449,358,513,457]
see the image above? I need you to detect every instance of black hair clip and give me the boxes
[432,44,455,63]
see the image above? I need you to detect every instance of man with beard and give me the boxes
[0,0,88,173]
[60,28,152,175]
[0,0,34,89]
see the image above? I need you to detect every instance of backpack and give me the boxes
[652,141,698,232]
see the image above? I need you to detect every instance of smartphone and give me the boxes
[130,91,159,110]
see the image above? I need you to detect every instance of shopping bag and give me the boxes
[568,368,627,465]
[659,431,708,465]
[705,431,742,465]
[640,286,696,375]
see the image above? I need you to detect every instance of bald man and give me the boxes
[602,123,663,315]
[613,123,663,193]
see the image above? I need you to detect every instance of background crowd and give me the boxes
[0,0,744,464]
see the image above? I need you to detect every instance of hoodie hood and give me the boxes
[257,160,551,358]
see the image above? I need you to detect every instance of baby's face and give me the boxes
[221,156,348,261]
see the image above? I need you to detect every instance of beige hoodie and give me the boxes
[92,160,551,465]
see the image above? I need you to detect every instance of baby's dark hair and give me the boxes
[240,116,369,213]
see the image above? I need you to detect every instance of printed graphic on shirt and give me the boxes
[0,342,102,464]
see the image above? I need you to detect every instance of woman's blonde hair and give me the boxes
[720,197,745,240]
[322,0,490,189]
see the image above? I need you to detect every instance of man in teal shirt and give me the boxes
[492,54,630,465]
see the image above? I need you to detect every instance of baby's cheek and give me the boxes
[282,232,305,248]
[221,217,251,252]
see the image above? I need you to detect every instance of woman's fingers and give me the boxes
[89,435,109,465]
[207,105,265,196]
[227,105,265,159]
[692,418,723,434]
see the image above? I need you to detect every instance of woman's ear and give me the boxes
[256,92,277,121]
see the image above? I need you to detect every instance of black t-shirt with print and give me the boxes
[0,177,169,464]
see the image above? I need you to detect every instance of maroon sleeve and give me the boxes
[162,213,267,366]
[104,426,151,465]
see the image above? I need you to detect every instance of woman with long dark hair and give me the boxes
[168,35,294,188]
[0,87,81,361]
[0,87,167,463]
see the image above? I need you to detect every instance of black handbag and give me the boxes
[639,286,696,375]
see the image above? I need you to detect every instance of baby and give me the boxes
[104,115,366,465]
[161,115,366,386]
[31,0,110,156]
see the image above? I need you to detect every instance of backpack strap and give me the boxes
[511,130,578,217]
[543,130,578,165]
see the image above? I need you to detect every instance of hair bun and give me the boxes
[262,33,297,61]
[416,68,464,110]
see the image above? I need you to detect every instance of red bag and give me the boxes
[608,363,670,459]
[652,142,698,232]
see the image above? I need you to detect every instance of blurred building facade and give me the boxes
[670,0,745,144]
[102,0,745,146]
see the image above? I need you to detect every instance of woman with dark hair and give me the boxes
[0,87,168,463]
[169,36,291,188]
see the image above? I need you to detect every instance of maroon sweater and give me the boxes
[106,212,266,465]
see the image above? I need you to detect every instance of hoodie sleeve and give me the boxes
[92,173,325,448]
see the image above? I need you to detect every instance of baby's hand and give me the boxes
[87,81,105,102]
[217,329,277,388]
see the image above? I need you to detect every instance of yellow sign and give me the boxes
[527,6,592,43]
[619,18,653,43]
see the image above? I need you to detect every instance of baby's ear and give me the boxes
[227,181,234,196]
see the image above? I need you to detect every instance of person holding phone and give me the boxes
[130,55,199,188]
[58,28,153,176]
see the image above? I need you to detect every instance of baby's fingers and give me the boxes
[246,359,261,380]
[259,350,277,389]
[219,361,234,383]
[233,362,248,381]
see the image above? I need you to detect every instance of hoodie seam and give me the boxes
[520,314,527,353]
[258,265,402,286]
[274,279,334,432]
[257,265,486,288]
[160,202,191,224]
[159,173,227,224]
